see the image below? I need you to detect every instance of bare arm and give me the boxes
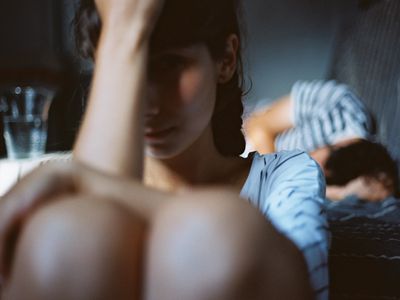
[73,0,164,179]
[244,95,293,154]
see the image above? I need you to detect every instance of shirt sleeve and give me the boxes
[275,80,374,152]
[250,151,330,299]
[292,80,371,127]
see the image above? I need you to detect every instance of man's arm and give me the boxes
[243,80,366,155]
[243,95,293,154]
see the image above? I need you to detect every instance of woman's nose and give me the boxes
[146,85,161,118]
[146,103,160,118]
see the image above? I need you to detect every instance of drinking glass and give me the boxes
[0,86,55,159]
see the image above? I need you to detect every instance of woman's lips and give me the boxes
[144,127,175,140]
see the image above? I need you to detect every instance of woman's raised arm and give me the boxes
[73,0,164,179]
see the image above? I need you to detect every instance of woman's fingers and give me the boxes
[0,163,76,281]
[94,0,163,23]
[94,0,165,36]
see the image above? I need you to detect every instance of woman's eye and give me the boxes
[149,55,190,81]
[158,56,186,70]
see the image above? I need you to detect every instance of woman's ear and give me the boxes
[217,34,239,84]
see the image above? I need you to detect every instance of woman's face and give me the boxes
[144,44,220,159]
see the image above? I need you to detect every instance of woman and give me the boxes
[0,0,328,299]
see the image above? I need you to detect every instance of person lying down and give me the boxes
[244,80,399,202]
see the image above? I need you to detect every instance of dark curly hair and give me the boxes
[325,140,399,196]
[74,0,246,156]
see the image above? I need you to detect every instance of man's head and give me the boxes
[312,140,398,201]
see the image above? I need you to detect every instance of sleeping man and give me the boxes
[244,80,398,202]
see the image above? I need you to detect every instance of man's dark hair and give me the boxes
[325,140,399,196]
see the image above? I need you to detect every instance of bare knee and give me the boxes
[146,189,312,300]
[4,196,146,300]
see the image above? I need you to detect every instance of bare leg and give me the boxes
[3,190,312,300]
[3,196,146,300]
[144,188,313,300]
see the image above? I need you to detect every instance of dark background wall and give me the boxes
[242,0,355,104]
[0,1,75,82]
[0,0,354,94]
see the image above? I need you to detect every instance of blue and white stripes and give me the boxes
[275,80,374,152]
[241,150,330,300]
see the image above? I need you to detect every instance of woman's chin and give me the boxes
[145,145,179,160]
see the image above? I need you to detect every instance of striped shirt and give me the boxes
[241,150,329,300]
[275,80,374,152]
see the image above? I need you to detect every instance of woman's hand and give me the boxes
[95,0,165,38]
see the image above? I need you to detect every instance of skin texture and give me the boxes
[145,45,220,159]
[0,0,313,299]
